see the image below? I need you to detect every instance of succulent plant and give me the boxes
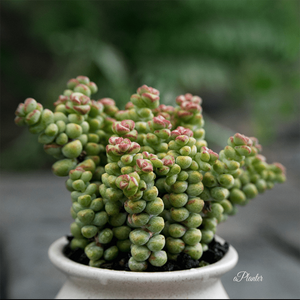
[15,76,286,271]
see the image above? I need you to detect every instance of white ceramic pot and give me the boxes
[48,236,238,299]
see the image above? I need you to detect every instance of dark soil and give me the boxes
[63,236,229,272]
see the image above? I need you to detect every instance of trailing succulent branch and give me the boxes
[15,76,286,271]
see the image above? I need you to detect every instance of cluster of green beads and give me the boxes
[173,94,206,150]
[15,77,286,272]
[159,127,206,261]
[99,123,169,271]
[15,76,119,176]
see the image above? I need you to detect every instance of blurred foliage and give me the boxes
[1,0,299,170]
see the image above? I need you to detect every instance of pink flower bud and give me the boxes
[87,82,98,94]
[99,98,116,107]
[233,133,251,146]
[14,116,25,126]
[125,131,138,141]
[122,120,135,131]
[109,136,125,145]
[128,142,141,154]
[36,103,43,111]
[162,155,175,166]
[70,93,81,105]
[256,154,266,162]
[74,84,91,97]
[26,109,41,125]
[118,174,131,189]
[70,93,90,107]
[24,98,37,114]
[171,126,193,138]
[67,78,80,90]
[166,106,175,113]
[117,174,139,191]
[157,104,175,113]
[107,137,140,155]
[142,151,151,159]
[152,116,172,129]
[136,159,153,173]
[234,145,252,156]
[176,95,186,105]
[65,102,73,111]
[191,95,202,104]
[141,93,160,103]
[130,94,140,103]
[115,110,128,119]
[228,136,234,146]
[80,95,90,105]
[137,85,159,96]
[117,142,131,153]
[90,100,103,111]
[181,101,201,113]
[112,120,135,135]
[125,102,134,109]
[273,162,286,175]
[175,135,190,144]
[73,105,91,115]
[54,95,68,106]
[202,147,219,160]
[113,122,131,135]
[106,117,116,125]
[71,166,84,174]
[157,112,170,120]
[15,103,25,116]
[76,76,90,85]
[176,110,193,118]
[176,93,202,106]
[184,93,193,101]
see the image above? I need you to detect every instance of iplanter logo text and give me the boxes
[233,271,263,282]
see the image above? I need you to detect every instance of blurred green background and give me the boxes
[1,0,299,171]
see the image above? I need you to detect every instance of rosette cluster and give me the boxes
[14,76,286,272]
[199,133,286,246]
[116,85,160,122]
[227,135,286,209]
[152,104,175,122]
[15,76,119,176]
[143,116,172,154]
[158,127,212,261]
[173,94,206,150]
[98,131,168,271]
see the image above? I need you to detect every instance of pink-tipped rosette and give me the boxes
[115,173,140,197]
[106,137,141,157]
[98,98,119,117]
[175,94,202,121]
[130,85,160,109]
[153,104,175,121]
[171,126,194,139]
[134,159,154,174]
[148,116,172,131]
[228,133,254,157]
[112,120,138,141]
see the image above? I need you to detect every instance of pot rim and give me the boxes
[49,235,238,283]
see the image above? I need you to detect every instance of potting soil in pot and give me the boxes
[63,235,229,272]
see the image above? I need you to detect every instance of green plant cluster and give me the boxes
[15,76,286,271]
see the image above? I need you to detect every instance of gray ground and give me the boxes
[1,137,299,299]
